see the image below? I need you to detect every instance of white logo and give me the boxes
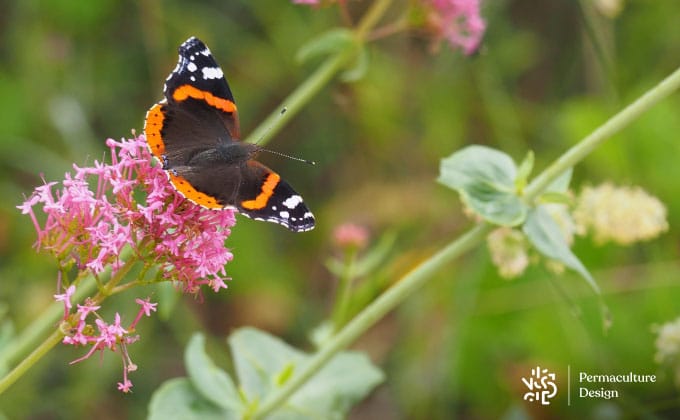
[521,366,558,405]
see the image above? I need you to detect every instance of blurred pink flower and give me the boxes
[333,222,370,250]
[425,0,486,54]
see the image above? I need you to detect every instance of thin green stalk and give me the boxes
[253,223,492,419]
[354,0,393,41]
[0,248,137,394]
[244,0,394,147]
[330,250,358,331]
[0,275,96,369]
[93,253,140,301]
[0,329,65,395]
[524,65,680,201]
[243,52,351,147]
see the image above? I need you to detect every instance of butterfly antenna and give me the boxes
[258,147,316,165]
[255,107,316,166]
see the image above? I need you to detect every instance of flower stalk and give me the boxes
[254,223,492,419]
[523,65,680,202]
[0,329,66,395]
[330,248,359,331]
[245,0,394,147]
[0,275,96,371]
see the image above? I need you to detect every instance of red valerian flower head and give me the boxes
[424,0,486,54]
[19,135,236,292]
[20,135,239,391]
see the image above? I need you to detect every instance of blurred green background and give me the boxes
[1,0,680,418]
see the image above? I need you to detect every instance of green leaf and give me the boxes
[148,378,236,420]
[340,45,369,82]
[539,192,572,205]
[515,150,534,191]
[230,327,306,399]
[291,352,384,418]
[274,362,296,386]
[523,206,601,294]
[536,169,573,205]
[438,145,528,226]
[185,334,243,412]
[545,168,573,193]
[309,321,334,348]
[230,327,384,419]
[296,28,357,64]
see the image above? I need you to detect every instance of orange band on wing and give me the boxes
[144,103,166,159]
[241,173,280,210]
[169,173,222,209]
[172,84,237,113]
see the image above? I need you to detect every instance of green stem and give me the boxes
[354,0,392,41]
[253,223,492,419]
[244,0,394,147]
[0,329,65,395]
[524,65,680,201]
[243,53,351,147]
[92,253,140,302]
[0,248,138,394]
[330,250,358,331]
[0,275,96,369]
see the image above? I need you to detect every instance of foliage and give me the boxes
[1,0,680,419]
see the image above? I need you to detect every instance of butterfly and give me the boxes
[144,37,315,232]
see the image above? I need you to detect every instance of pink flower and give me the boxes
[21,135,239,391]
[425,0,486,54]
[19,135,235,292]
[117,379,133,393]
[333,223,370,250]
[130,298,158,330]
[66,305,141,391]
[54,285,76,319]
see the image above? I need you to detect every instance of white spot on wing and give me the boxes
[279,211,290,219]
[187,62,198,72]
[282,195,303,209]
[202,67,223,80]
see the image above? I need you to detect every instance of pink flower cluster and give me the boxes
[292,0,485,55]
[19,135,236,293]
[20,135,238,391]
[426,0,486,54]
[55,286,157,393]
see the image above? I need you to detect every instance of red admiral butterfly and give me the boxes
[144,37,315,232]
